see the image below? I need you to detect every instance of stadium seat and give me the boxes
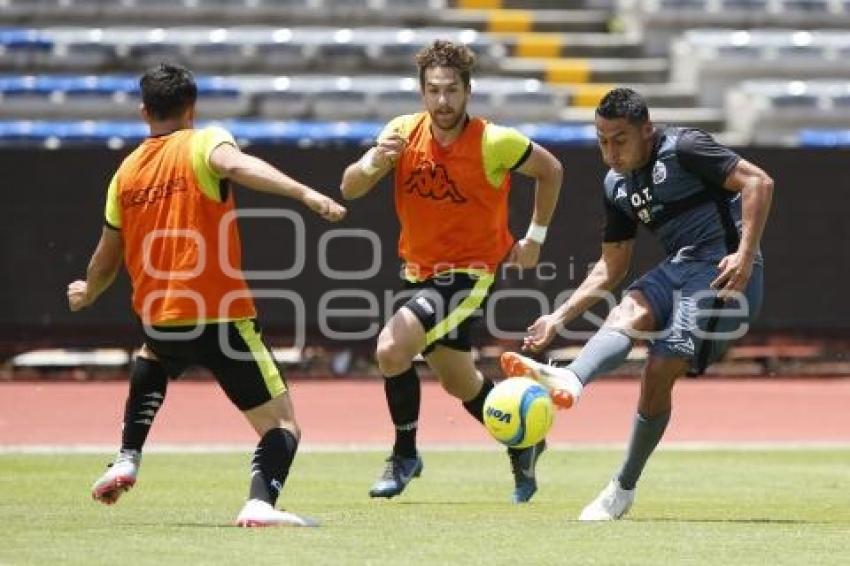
[671,29,850,106]
[620,0,850,56]
[726,79,850,144]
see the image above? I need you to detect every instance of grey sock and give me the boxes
[617,410,671,490]
[565,328,633,386]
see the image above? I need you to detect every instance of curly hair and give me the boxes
[415,39,475,88]
[596,87,649,124]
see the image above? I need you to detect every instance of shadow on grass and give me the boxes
[618,517,848,525]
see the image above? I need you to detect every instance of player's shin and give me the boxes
[462,378,494,424]
[248,428,299,506]
[121,356,168,452]
[566,328,633,386]
[385,366,420,458]
[617,410,671,490]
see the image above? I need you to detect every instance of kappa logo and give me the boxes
[652,161,667,185]
[403,161,467,203]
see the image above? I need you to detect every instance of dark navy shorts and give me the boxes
[627,260,764,374]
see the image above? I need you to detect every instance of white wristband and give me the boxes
[525,222,548,244]
[358,147,381,175]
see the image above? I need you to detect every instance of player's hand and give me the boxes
[710,252,753,300]
[305,193,347,222]
[522,313,559,353]
[373,133,407,167]
[67,280,92,312]
[504,238,541,269]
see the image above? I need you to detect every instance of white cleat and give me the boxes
[91,449,141,505]
[579,479,635,521]
[500,352,583,409]
[235,499,319,528]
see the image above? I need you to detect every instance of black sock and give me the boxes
[248,428,299,506]
[121,357,168,452]
[385,366,420,458]
[462,378,494,424]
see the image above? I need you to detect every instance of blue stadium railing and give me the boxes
[0,120,598,146]
[797,129,850,147]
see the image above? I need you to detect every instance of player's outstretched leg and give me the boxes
[91,449,141,505]
[500,352,583,409]
[508,439,546,503]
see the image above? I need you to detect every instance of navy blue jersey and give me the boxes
[602,127,756,263]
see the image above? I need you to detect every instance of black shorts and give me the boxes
[402,270,495,356]
[142,318,286,411]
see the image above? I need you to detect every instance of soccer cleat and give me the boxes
[500,352,582,409]
[368,454,423,498]
[235,499,319,528]
[508,439,546,503]
[91,449,141,505]
[578,479,636,521]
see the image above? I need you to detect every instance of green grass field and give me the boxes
[2,449,849,565]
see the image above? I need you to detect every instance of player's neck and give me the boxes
[148,118,193,137]
[636,130,658,169]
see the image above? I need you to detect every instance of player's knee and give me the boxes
[610,294,655,333]
[376,340,413,376]
[251,412,300,440]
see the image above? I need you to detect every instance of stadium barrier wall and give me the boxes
[1,146,847,355]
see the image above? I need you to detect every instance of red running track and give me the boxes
[1,379,849,447]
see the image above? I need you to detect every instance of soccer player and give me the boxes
[501,87,773,519]
[340,40,564,503]
[67,63,346,527]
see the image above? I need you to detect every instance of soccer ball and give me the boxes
[483,377,554,449]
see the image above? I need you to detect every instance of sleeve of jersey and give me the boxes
[103,173,121,230]
[602,197,637,242]
[377,115,412,141]
[676,128,741,186]
[192,126,237,201]
[485,124,533,171]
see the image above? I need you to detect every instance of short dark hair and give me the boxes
[596,88,649,124]
[415,39,475,88]
[140,63,198,121]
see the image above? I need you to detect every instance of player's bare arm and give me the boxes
[339,132,407,200]
[504,142,564,269]
[67,226,124,311]
[711,159,774,298]
[523,240,634,352]
[209,142,347,222]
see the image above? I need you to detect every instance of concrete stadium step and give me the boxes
[557,106,726,133]
[438,8,611,33]
[553,83,700,109]
[453,0,605,8]
[500,57,669,85]
[494,32,644,59]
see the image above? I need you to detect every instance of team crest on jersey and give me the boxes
[652,161,667,185]
[403,161,467,204]
[614,186,627,200]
